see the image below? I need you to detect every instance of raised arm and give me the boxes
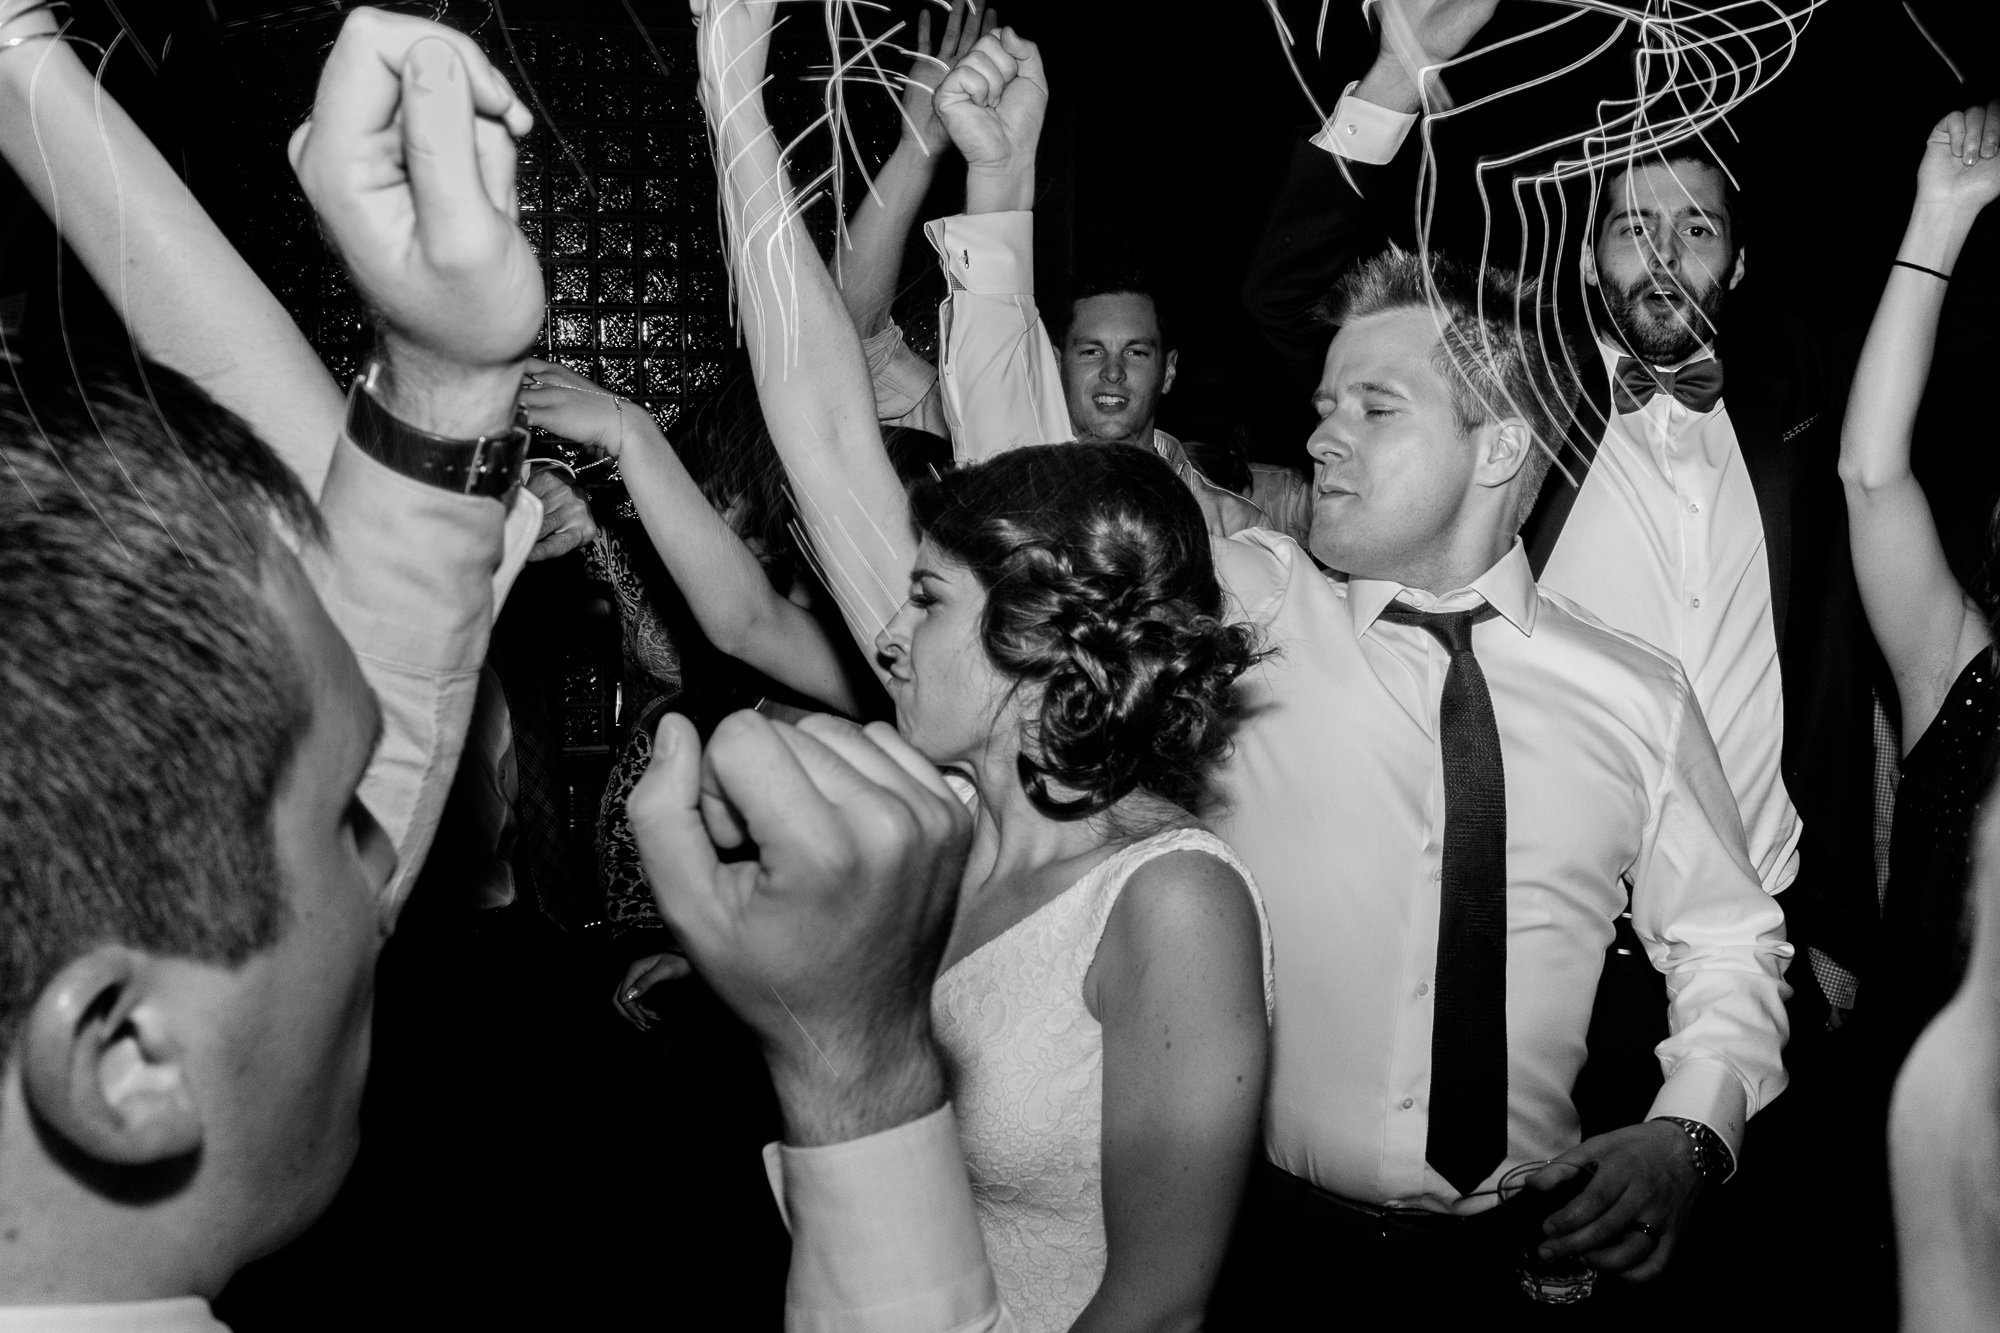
[922,25,1070,461]
[1838,103,2000,750]
[518,358,863,714]
[836,0,990,338]
[288,9,546,918]
[0,3,348,494]
[697,0,912,665]
[1242,0,1494,389]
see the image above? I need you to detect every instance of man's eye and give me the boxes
[1364,407,1395,421]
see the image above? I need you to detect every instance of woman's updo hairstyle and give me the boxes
[908,442,1263,821]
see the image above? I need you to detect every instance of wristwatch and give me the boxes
[346,361,529,498]
[1654,1116,1734,1187]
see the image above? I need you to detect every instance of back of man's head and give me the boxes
[1323,250,1579,528]
[0,347,318,1113]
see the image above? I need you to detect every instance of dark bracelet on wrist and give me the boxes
[345,361,530,499]
[1892,258,1952,283]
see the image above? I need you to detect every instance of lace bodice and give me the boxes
[931,827,1273,1332]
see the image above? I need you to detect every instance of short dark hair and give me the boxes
[909,442,1260,821]
[0,345,322,1065]
[1592,143,1746,252]
[1323,250,1580,526]
[1061,271,1172,353]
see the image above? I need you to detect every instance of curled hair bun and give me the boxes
[909,442,1264,820]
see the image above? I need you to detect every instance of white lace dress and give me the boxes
[931,827,1274,1332]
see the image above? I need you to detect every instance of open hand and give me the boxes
[627,710,971,1144]
[289,9,542,426]
[1532,1119,1704,1281]
[933,27,1046,177]
[1917,102,2000,217]
[899,0,998,155]
[520,358,633,457]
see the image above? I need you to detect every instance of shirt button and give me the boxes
[1689,501,1700,514]
[1401,1097,1415,1110]
[1345,123,1358,135]
[1417,982,1430,996]
[1433,868,1444,881]
[1692,597,1703,609]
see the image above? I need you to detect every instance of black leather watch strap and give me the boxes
[345,362,529,499]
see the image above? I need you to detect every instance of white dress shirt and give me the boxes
[1538,344,1801,893]
[1214,533,1790,1209]
[300,430,541,920]
[1312,92,1803,898]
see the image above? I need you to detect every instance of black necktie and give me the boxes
[1376,600,1508,1196]
[1612,355,1724,414]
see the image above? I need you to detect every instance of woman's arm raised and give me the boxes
[0,11,357,494]
[1839,102,2000,749]
[695,0,913,667]
[518,358,862,714]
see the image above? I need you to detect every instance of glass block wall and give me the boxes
[505,22,729,443]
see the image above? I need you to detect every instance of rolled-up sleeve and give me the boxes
[923,212,1070,463]
[779,1105,1015,1333]
[302,432,541,918]
[1631,681,1793,1173]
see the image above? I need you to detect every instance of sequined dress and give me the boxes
[1871,650,2000,1062]
[930,827,1274,1332]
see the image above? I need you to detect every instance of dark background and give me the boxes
[2,2,1996,1327]
[8,0,1996,464]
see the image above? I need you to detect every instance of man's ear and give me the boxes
[1161,349,1179,396]
[21,947,203,1166]
[1477,419,1537,489]
[1580,237,1600,290]
[1728,246,1747,291]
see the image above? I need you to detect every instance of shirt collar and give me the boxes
[1347,539,1539,640]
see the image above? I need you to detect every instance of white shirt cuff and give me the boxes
[1647,1056,1750,1180]
[925,212,1035,296]
[780,1104,997,1333]
[1310,81,1416,166]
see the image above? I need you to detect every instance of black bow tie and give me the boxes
[1612,356,1724,414]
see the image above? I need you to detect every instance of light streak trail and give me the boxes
[1259,0,1832,478]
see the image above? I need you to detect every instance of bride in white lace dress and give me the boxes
[864,443,1275,1332]
[694,14,1275,1321]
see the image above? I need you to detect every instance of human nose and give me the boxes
[1306,417,1347,464]
[875,606,916,674]
[1099,355,1127,385]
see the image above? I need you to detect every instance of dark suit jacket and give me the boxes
[1242,135,1882,984]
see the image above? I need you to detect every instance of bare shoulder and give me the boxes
[1091,847,1263,1011]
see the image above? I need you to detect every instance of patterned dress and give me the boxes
[930,827,1274,1331]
